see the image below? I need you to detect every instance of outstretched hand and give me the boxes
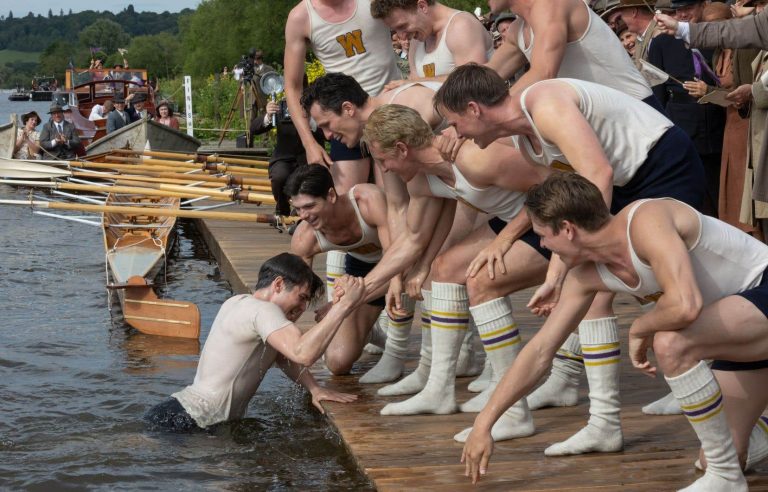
[527,280,562,317]
[334,275,366,306]
[628,329,657,378]
[654,13,679,36]
[461,427,494,484]
[310,386,358,414]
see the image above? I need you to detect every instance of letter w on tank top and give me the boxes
[336,30,367,57]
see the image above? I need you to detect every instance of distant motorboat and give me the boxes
[8,86,30,102]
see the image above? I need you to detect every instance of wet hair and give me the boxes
[253,253,324,301]
[362,104,433,151]
[434,63,509,115]
[283,165,336,200]
[525,172,610,234]
[301,73,369,115]
[371,0,435,18]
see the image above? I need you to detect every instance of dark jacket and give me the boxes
[250,107,324,165]
[648,34,726,155]
[39,119,80,160]
[107,110,131,134]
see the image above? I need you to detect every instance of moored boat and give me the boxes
[8,86,30,102]
[31,76,57,101]
[103,192,200,339]
[86,118,201,156]
[0,119,17,158]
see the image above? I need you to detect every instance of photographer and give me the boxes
[251,93,324,219]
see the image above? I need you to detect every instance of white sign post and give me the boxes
[184,76,194,137]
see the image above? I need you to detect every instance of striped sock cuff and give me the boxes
[471,298,520,352]
[757,416,768,436]
[469,297,512,325]
[430,283,469,331]
[667,361,724,423]
[555,332,583,363]
[580,317,619,367]
[420,290,431,330]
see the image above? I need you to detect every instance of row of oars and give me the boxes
[0,150,302,226]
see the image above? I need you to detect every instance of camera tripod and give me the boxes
[218,74,268,147]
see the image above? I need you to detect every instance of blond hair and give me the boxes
[362,104,433,152]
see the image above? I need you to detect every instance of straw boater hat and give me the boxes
[21,111,40,125]
[601,0,656,19]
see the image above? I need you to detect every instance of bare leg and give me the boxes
[324,303,383,375]
[330,158,370,194]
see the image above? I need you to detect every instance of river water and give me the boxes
[0,95,372,490]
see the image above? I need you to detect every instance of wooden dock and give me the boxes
[196,208,768,491]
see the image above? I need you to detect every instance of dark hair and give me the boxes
[155,101,174,118]
[371,0,434,18]
[434,63,509,115]
[283,165,336,200]
[525,172,610,234]
[301,72,369,115]
[253,253,324,302]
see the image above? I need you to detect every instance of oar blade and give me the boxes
[0,157,72,179]
[122,277,201,339]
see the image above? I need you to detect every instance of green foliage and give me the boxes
[38,41,82,80]
[0,60,37,87]
[126,33,183,79]
[179,0,293,77]
[79,19,130,55]
[0,49,39,64]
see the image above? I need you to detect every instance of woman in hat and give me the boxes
[154,101,179,130]
[14,111,41,160]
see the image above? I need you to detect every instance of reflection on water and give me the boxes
[0,178,372,489]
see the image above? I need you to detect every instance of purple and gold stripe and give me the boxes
[582,342,620,367]
[480,324,521,352]
[389,314,414,332]
[681,390,723,423]
[421,309,431,330]
[757,416,768,435]
[430,309,469,330]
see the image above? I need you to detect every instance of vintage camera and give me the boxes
[238,54,255,81]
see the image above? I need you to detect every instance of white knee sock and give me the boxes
[456,322,484,377]
[667,361,747,491]
[380,282,466,415]
[746,416,768,471]
[468,358,493,393]
[377,290,432,396]
[545,317,623,456]
[363,311,387,355]
[325,251,346,302]
[527,332,582,410]
[360,297,416,384]
[461,297,522,413]
[455,297,534,442]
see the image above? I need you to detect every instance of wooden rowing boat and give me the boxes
[86,118,201,156]
[103,193,200,339]
[0,119,17,158]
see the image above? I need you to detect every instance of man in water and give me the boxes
[145,253,362,431]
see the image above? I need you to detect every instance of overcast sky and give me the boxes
[0,0,200,17]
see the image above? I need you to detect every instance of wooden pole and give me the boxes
[112,148,270,167]
[0,199,295,223]
[103,156,270,177]
[74,167,271,187]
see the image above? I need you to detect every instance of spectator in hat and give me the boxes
[39,104,80,160]
[155,101,180,130]
[252,49,275,78]
[493,13,516,43]
[648,0,726,217]
[14,111,42,160]
[602,0,660,63]
[107,95,131,134]
[125,92,148,122]
[614,19,638,57]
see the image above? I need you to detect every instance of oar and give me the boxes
[102,156,270,177]
[112,148,270,167]
[0,199,297,223]
[0,157,72,179]
[73,169,272,189]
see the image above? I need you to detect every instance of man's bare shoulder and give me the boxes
[406,173,433,197]
[286,1,310,36]
[392,85,441,126]
[290,221,320,257]
[352,184,388,225]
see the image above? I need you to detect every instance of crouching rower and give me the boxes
[462,173,768,491]
[145,253,361,431]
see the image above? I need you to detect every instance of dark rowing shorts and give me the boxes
[144,397,202,432]
[713,267,768,371]
[329,139,365,161]
[344,254,385,308]
[611,126,706,214]
[488,217,552,261]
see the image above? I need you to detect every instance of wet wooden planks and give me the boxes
[196,211,768,491]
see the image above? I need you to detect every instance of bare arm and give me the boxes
[289,221,322,267]
[463,265,601,483]
[276,355,357,413]
[485,30,527,80]
[284,5,332,166]
[266,276,365,366]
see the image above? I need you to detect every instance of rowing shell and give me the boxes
[0,157,72,179]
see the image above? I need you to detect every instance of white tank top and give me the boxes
[412,11,494,78]
[306,0,402,96]
[519,78,673,186]
[314,186,382,262]
[425,164,526,221]
[596,199,768,304]
[387,81,448,133]
[517,2,651,101]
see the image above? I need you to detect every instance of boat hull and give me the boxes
[86,118,200,156]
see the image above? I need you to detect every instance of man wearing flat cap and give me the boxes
[602,0,660,62]
[39,104,80,160]
[107,94,131,134]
